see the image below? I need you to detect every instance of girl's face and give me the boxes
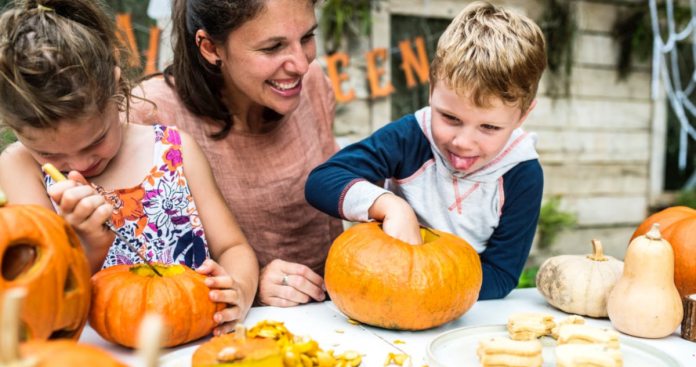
[219,0,317,115]
[14,102,123,178]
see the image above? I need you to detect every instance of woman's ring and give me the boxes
[282,274,289,286]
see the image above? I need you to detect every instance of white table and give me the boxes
[79,288,696,366]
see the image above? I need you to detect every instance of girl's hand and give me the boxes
[197,258,250,336]
[257,259,326,307]
[46,171,113,243]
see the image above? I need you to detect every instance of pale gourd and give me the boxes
[607,223,683,338]
[536,239,624,317]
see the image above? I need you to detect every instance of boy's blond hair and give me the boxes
[429,2,546,112]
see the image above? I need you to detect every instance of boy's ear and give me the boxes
[195,30,222,67]
[516,99,538,128]
[428,76,434,105]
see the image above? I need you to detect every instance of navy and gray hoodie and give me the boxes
[306,106,543,300]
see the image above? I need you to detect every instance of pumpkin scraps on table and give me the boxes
[192,320,363,367]
[0,196,91,342]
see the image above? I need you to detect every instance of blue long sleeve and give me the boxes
[478,160,544,300]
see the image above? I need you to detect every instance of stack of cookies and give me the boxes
[476,336,543,367]
[551,315,585,340]
[556,344,623,367]
[556,324,620,349]
[507,312,556,340]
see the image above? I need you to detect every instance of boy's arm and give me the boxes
[478,160,544,300]
[305,114,432,222]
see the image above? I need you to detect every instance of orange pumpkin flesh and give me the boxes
[89,263,225,348]
[325,222,482,330]
[19,340,127,367]
[0,204,91,341]
[631,206,696,301]
[192,334,282,367]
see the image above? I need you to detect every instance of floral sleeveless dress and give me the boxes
[44,125,209,270]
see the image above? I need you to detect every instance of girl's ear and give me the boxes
[195,30,221,67]
[114,66,121,84]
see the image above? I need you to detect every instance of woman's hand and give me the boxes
[257,259,326,307]
[197,258,251,336]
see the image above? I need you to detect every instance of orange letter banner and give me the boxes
[115,13,141,67]
[324,53,356,103]
[398,36,429,88]
[365,48,394,99]
[143,26,161,75]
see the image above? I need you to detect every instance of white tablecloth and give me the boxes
[79,288,696,366]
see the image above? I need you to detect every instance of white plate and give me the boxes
[425,325,681,367]
[159,346,198,367]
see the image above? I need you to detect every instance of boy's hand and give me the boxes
[197,259,250,336]
[257,259,326,307]
[46,171,113,244]
[370,194,423,245]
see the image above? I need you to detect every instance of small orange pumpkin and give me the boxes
[325,222,482,330]
[89,263,224,348]
[19,340,128,367]
[630,206,696,301]
[0,200,91,341]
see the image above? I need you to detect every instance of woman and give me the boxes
[132,0,343,312]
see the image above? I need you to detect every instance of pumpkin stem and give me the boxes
[234,324,247,342]
[136,314,162,367]
[0,186,6,208]
[0,288,36,367]
[645,223,662,241]
[587,239,608,261]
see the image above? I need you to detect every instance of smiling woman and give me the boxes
[130,0,344,308]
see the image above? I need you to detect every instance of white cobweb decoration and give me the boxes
[651,0,696,187]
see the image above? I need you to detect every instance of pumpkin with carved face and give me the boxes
[0,200,91,341]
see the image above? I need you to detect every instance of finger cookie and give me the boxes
[551,315,585,340]
[557,324,620,349]
[556,344,623,367]
[476,336,543,367]
[507,312,556,340]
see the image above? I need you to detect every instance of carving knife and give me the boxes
[43,164,163,276]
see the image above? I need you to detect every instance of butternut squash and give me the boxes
[607,223,683,338]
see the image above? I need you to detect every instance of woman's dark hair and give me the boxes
[164,0,317,139]
[0,0,134,132]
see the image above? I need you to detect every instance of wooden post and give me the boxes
[682,294,696,342]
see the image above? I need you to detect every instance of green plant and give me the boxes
[537,0,576,97]
[537,196,577,251]
[517,266,539,289]
[674,189,696,209]
[320,0,380,54]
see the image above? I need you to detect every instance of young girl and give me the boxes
[0,0,257,335]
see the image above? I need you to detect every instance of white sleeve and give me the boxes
[341,181,392,222]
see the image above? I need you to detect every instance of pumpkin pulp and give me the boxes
[129,263,185,277]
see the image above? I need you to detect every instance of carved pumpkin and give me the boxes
[89,263,224,348]
[536,239,624,317]
[325,222,482,330]
[0,199,91,341]
[631,206,696,302]
[192,325,282,367]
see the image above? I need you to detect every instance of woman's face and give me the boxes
[220,0,317,116]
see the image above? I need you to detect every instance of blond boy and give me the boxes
[306,2,546,299]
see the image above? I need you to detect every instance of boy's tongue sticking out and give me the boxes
[449,152,479,171]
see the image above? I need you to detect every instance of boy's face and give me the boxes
[429,82,536,173]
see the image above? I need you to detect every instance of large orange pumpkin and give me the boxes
[89,263,225,348]
[631,206,696,302]
[0,202,91,341]
[325,222,482,330]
